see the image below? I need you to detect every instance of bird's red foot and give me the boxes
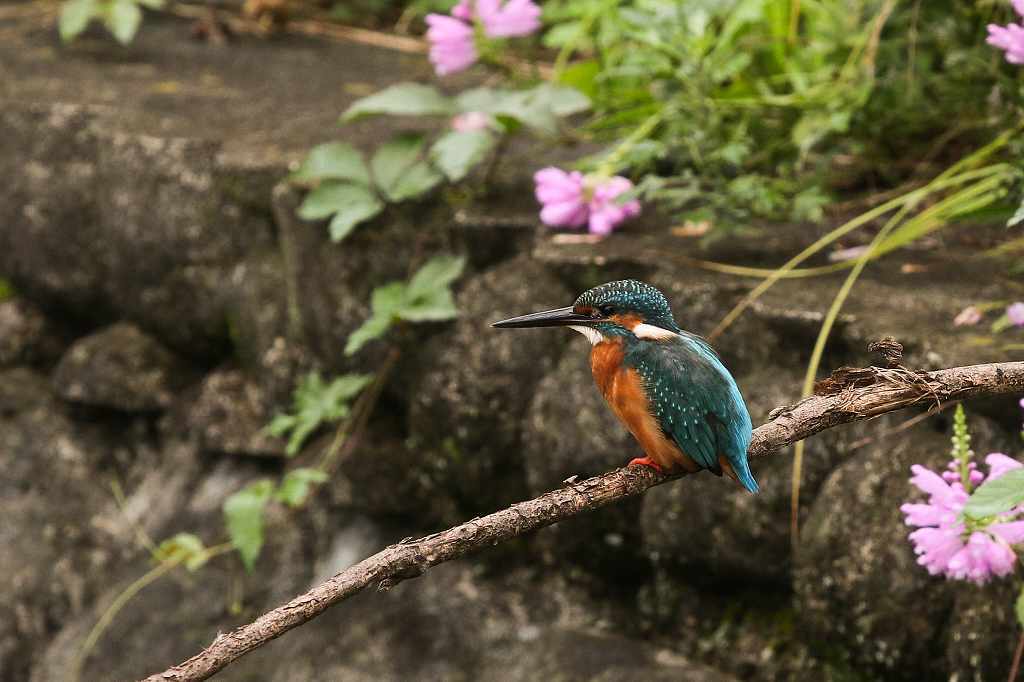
[627,456,664,473]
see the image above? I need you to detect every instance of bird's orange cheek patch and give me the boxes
[610,313,643,329]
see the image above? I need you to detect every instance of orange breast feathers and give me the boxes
[589,340,699,473]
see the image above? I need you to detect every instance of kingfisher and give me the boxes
[492,279,758,493]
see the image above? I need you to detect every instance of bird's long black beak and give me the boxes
[491,306,602,329]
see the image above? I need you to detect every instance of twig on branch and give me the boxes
[142,360,1024,682]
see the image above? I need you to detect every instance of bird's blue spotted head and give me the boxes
[572,280,679,335]
[491,279,680,343]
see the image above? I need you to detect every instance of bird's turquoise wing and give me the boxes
[626,334,757,491]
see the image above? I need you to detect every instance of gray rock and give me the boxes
[0,103,276,359]
[407,256,573,515]
[52,323,193,412]
[0,105,106,317]
[0,368,169,681]
[219,562,737,682]
[184,368,287,457]
[0,298,64,368]
[944,576,1018,682]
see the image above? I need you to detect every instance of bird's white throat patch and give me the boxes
[632,323,678,341]
[569,325,604,345]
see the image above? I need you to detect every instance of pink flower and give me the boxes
[985,453,1023,481]
[990,520,1024,543]
[451,111,493,132]
[588,176,641,236]
[946,532,1016,584]
[475,0,541,37]
[909,524,967,576]
[1015,0,1024,18]
[904,455,1024,584]
[534,168,642,235]
[535,168,588,228]
[451,0,473,21]
[425,14,478,75]
[1007,302,1024,326]
[987,22,1024,65]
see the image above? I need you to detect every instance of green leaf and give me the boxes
[136,0,165,8]
[154,533,208,571]
[558,60,600,100]
[430,131,495,182]
[1016,585,1024,629]
[103,0,142,45]
[387,161,443,202]
[991,312,1013,334]
[344,313,393,356]
[371,135,432,201]
[290,142,371,186]
[371,281,409,315]
[298,182,380,220]
[535,84,591,117]
[223,480,275,572]
[1009,198,1024,228]
[342,83,453,122]
[268,372,373,455]
[276,468,328,508]
[407,254,466,299]
[297,183,383,241]
[265,413,298,437]
[400,288,458,322]
[963,468,1024,519]
[59,0,99,42]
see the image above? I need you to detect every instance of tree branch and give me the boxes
[142,361,1024,682]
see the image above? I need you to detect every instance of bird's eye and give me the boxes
[598,304,615,317]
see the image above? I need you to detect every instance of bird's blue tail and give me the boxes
[734,456,759,493]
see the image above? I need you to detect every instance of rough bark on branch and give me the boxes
[142,361,1024,682]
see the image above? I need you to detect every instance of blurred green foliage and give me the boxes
[542,0,1023,231]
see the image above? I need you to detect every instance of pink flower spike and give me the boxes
[587,176,641,236]
[901,502,950,527]
[1014,0,1024,19]
[451,111,493,132]
[425,14,478,76]
[909,524,965,576]
[990,521,1024,544]
[476,0,541,38]
[909,464,964,508]
[986,453,1023,481]
[534,167,588,229]
[987,23,1024,65]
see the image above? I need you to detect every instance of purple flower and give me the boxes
[534,167,588,228]
[1007,302,1024,326]
[588,176,641,236]
[475,0,541,38]
[987,22,1024,65]
[425,13,478,75]
[451,111,493,132]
